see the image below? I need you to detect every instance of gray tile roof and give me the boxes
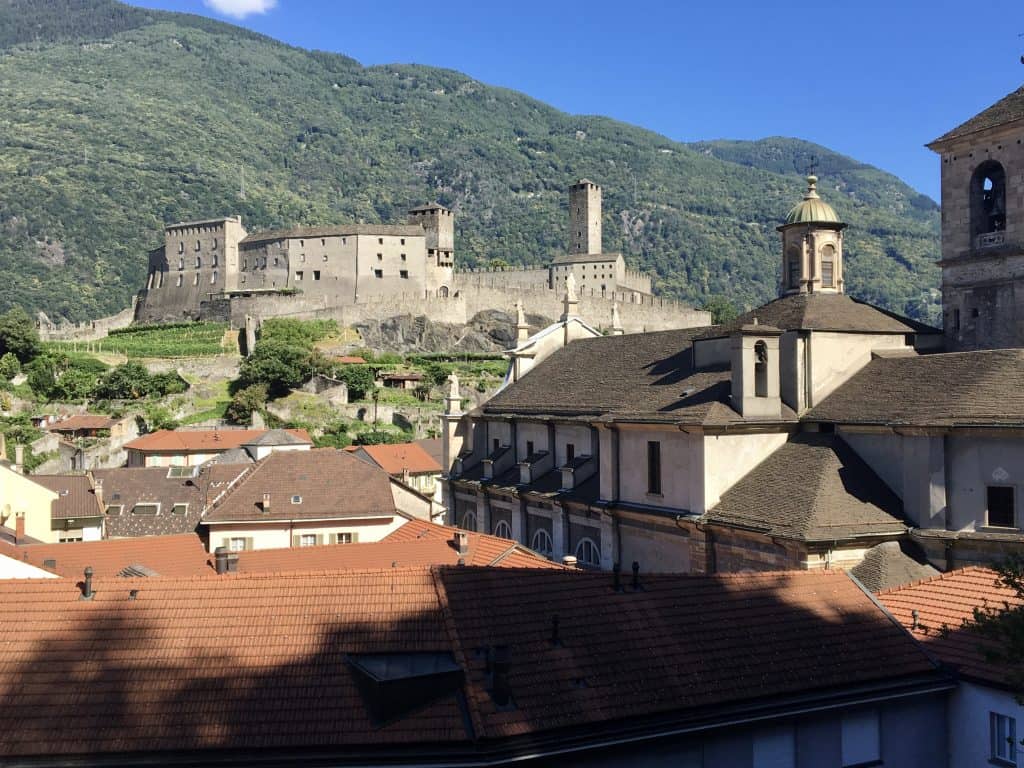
[929,85,1024,146]
[242,428,311,447]
[31,475,102,522]
[805,349,1024,427]
[697,293,938,339]
[705,433,906,542]
[240,224,423,246]
[484,328,796,425]
[550,252,621,265]
[849,541,938,593]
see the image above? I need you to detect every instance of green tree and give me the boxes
[702,295,740,325]
[0,352,20,380]
[25,353,70,400]
[236,340,312,396]
[0,307,40,363]
[335,364,375,400]
[225,384,269,425]
[969,555,1024,700]
[95,362,151,399]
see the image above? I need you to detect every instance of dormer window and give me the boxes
[291,495,302,504]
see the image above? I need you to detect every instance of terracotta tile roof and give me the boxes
[929,85,1024,146]
[46,414,116,432]
[93,465,248,537]
[879,567,1022,687]
[414,437,444,466]
[1,533,213,578]
[849,541,939,593]
[124,428,311,454]
[204,448,397,523]
[0,568,942,761]
[335,355,367,364]
[705,434,906,541]
[30,474,102,521]
[806,349,1024,427]
[382,518,564,569]
[696,293,937,339]
[485,328,796,425]
[355,442,442,476]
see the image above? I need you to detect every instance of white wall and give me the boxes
[807,332,909,407]
[0,553,58,579]
[617,428,703,512]
[555,425,592,465]
[949,681,1023,768]
[948,435,1024,530]
[205,515,405,552]
[703,431,790,512]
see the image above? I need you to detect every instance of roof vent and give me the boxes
[80,566,94,600]
[453,530,469,556]
[261,492,271,512]
[562,555,578,569]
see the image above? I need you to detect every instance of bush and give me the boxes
[236,340,313,397]
[334,364,375,400]
[225,384,269,425]
[0,307,40,363]
[93,363,189,400]
[0,352,21,380]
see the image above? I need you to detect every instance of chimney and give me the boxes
[214,546,229,575]
[401,466,411,485]
[13,444,24,473]
[81,566,94,600]
[262,492,271,512]
[911,609,920,631]
[94,478,104,509]
[453,530,469,556]
[490,646,512,707]
[14,514,25,545]
[561,555,578,569]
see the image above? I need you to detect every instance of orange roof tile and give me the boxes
[46,414,116,432]
[879,566,1022,687]
[124,428,311,453]
[335,355,367,364]
[1,534,214,578]
[355,442,443,475]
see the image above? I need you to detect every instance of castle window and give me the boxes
[321,238,325,246]
[647,441,661,495]
[820,244,835,288]
[176,275,183,287]
[378,237,384,245]
[195,256,201,268]
[374,269,383,278]
[971,160,1007,239]
[195,240,201,251]
[212,238,217,249]
[211,271,217,284]
[401,253,407,261]
[754,341,768,398]
[273,257,279,267]
[193,274,199,286]
[313,270,321,281]
[178,257,184,270]
[212,254,218,267]
[377,253,383,260]
[399,270,409,279]
[178,242,184,254]
[400,238,405,245]
[295,271,303,281]
[987,486,1016,528]
[299,240,304,247]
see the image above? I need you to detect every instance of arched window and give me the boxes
[493,520,513,539]
[530,528,553,557]
[971,160,1006,239]
[459,510,477,531]
[195,256,201,269]
[754,340,768,398]
[437,285,450,298]
[575,537,601,567]
[820,244,835,288]
[787,246,801,289]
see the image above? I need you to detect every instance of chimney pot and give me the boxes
[214,546,229,575]
[262,492,271,512]
[453,530,469,556]
[562,555,578,569]
[81,566,94,600]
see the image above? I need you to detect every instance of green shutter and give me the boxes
[351,532,359,543]
[328,533,338,544]
[315,534,324,546]
[291,535,301,548]
[244,537,253,551]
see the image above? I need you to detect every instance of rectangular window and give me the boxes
[321,238,325,246]
[211,271,217,284]
[378,237,384,244]
[193,274,199,286]
[132,503,159,515]
[401,253,407,261]
[229,537,247,552]
[322,254,328,261]
[313,270,321,281]
[526,440,534,457]
[492,438,500,453]
[176,275,183,287]
[841,710,880,767]
[299,534,317,547]
[105,505,123,516]
[647,441,662,495]
[178,241,184,254]
[988,486,1016,528]
[752,726,795,768]
[299,254,305,263]
[400,270,409,279]
[566,443,575,463]
[400,238,405,245]
[821,260,834,288]
[992,712,1018,765]
[212,238,218,249]
[212,254,218,267]
[170,503,188,515]
[195,256,202,268]
[295,271,304,281]
[953,308,961,332]
[336,532,355,544]
[374,269,383,278]
[195,240,201,251]
[377,253,383,260]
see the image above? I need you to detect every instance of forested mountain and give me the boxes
[0,0,940,322]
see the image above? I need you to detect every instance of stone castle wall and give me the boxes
[38,298,138,342]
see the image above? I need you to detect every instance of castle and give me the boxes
[133,181,707,334]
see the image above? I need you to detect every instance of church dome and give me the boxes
[783,175,841,226]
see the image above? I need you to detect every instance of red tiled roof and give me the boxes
[1,534,214,578]
[335,355,367,364]
[384,518,562,568]
[30,474,102,521]
[46,414,116,432]
[356,442,442,475]
[0,568,942,761]
[879,566,1022,687]
[124,428,311,453]
[204,448,396,523]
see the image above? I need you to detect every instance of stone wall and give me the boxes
[38,299,137,342]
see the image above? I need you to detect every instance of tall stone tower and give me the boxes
[408,203,455,296]
[569,179,602,255]
[776,176,846,296]
[929,86,1024,350]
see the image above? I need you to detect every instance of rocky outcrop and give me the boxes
[353,310,552,354]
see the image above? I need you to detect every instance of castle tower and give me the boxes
[776,176,846,296]
[409,203,454,296]
[929,87,1024,350]
[569,179,602,255]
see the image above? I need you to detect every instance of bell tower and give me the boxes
[776,176,847,296]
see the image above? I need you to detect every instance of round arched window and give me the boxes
[459,510,477,532]
[493,520,513,539]
[530,528,553,557]
[575,537,601,567]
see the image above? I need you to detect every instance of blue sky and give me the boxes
[129,0,1024,201]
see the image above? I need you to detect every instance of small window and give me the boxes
[530,528,553,557]
[195,240,201,251]
[322,254,328,262]
[295,271,304,281]
[374,269,383,278]
[193,274,199,286]
[377,253,383,261]
[400,238,405,245]
[378,237,384,245]
[105,505,123,516]
[755,340,768,398]
[177,241,184,254]
[526,440,534,457]
[401,253,407,261]
[132,503,159,515]
[195,256,202,268]
[291,495,303,505]
[242,258,247,270]
[212,254,217,267]
[841,710,880,767]
[566,443,575,463]
[178,257,184,270]
[320,238,325,246]
[493,520,513,539]
[992,712,1018,765]
[211,271,217,284]
[176,275,183,287]
[988,486,1016,528]
[170,503,188,515]
[952,308,961,332]
[336,532,355,544]
[229,537,247,552]
[492,438,500,453]
[212,238,218,249]
[299,239,304,247]
[575,537,600,567]
[313,270,321,281]
[399,270,409,279]
[299,533,317,547]
[647,441,662,495]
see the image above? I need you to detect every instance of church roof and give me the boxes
[705,433,906,542]
[780,176,842,227]
[929,85,1024,147]
[697,293,938,339]
[805,348,1024,427]
[485,328,796,426]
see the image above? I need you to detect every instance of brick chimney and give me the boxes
[15,514,25,545]
[261,492,271,513]
[93,478,104,510]
[453,530,470,556]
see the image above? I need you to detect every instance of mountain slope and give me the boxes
[0,0,940,322]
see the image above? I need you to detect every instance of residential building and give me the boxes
[45,414,122,440]
[0,463,103,544]
[0,568,950,766]
[124,427,311,467]
[352,441,443,496]
[880,567,1023,768]
[2,533,214,578]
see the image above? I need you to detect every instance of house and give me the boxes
[32,474,105,543]
[0,463,103,544]
[92,463,249,538]
[0,568,950,766]
[201,448,433,552]
[379,371,425,390]
[880,567,1024,768]
[45,414,119,439]
[124,427,311,467]
[1,533,214,578]
[352,441,443,496]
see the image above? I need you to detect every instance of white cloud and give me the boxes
[203,0,278,19]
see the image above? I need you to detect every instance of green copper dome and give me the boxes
[783,176,842,226]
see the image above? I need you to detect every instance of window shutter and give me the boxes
[221,537,230,549]
[315,534,324,546]
[291,535,300,548]
[329,533,337,544]
[244,537,253,551]
[351,532,359,543]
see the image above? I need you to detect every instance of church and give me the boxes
[441,87,1024,584]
